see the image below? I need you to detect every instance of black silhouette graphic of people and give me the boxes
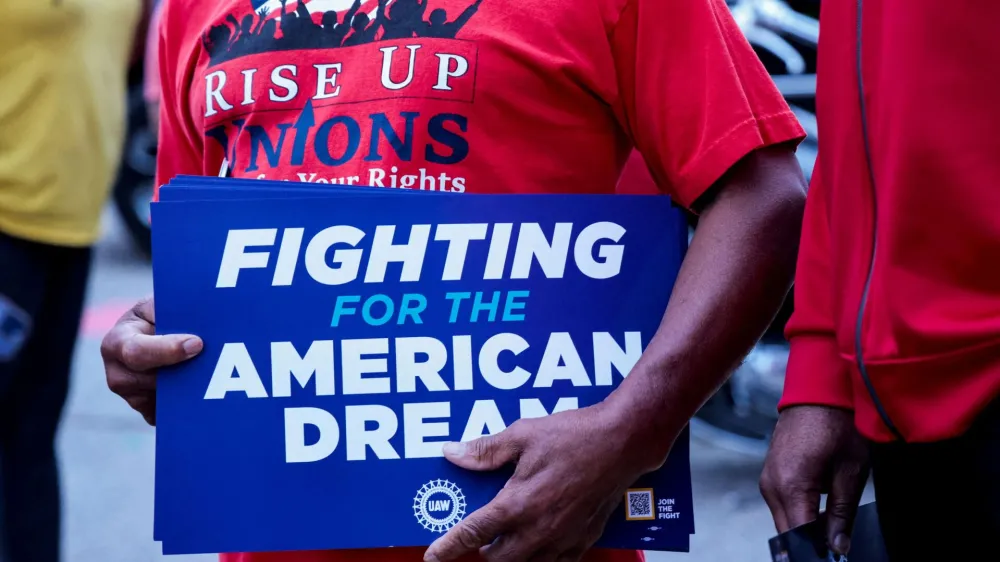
[203,0,484,64]
[342,0,384,46]
[422,0,481,38]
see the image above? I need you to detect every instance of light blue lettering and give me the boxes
[362,294,394,326]
[398,294,427,325]
[331,295,361,327]
[445,292,471,323]
[471,291,500,322]
[502,290,529,321]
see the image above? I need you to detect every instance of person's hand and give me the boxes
[423,404,671,562]
[101,297,202,426]
[759,406,869,556]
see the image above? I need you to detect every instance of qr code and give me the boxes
[626,489,654,520]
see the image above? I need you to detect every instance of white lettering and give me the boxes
[460,399,506,441]
[510,223,572,279]
[204,343,269,399]
[345,405,400,460]
[395,337,450,392]
[216,229,276,288]
[404,402,450,458]
[594,332,642,385]
[379,45,421,90]
[314,63,343,99]
[241,69,257,106]
[433,54,469,91]
[269,65,298,102]
[341,338,391,395]
[452,335,474,390]
[364,225,431,283]
[271,340,336,397]
[284,407,340,463]
[534,332,591,387]
[205,70,234,117]
[434,223,488,281]
[304,225,365,286]
[479,333,531,390]
[272,228,304,286]
[575,222,625,279]
[483,223,513,280]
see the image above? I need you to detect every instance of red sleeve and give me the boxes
[778,157,854,411]
[611,0,805,209]
[154,0,203,199]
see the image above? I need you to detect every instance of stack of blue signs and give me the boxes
[150,176,695,555]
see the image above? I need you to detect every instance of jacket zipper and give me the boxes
[854,0,905,442]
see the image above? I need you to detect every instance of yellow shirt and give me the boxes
[0,0,141,247]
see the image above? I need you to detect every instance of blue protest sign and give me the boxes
[151,188,693,554]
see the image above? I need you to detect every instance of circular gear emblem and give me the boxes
[413,479,467,533]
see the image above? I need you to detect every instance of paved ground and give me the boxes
[56,211,872,562]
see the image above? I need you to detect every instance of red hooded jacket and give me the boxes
[779,1,1000,442]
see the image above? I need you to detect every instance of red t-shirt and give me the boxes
[155,0,803,560]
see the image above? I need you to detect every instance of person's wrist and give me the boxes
[779,403,854,420]
[597,390,684,474]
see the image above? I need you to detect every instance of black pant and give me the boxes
[0,231,91,562]
[872,399,1000,560]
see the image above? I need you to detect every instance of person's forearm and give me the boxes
[604,145,807,469]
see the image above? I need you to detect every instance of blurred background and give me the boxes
[20,0,858,560]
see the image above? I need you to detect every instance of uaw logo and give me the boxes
[413,479,467,533]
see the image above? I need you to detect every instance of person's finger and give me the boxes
[526,550,559,562]
[101,318,149,365]
[782,485,822,531]
[759,468,790,532]
[553,548,587,562]
[141,401,157,426]
[825,461,868,555]
[124,392,157,425]
[480,533,535,562]
[424,497,514,562]
[119,333,203,372]
[478,535,508,559]
[131,296,157,325]
[442,424,524,471]
[107,364,159,395]
[760,459,822,532]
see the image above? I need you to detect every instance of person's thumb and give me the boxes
[825,461,868,555]
[119,333,203,371]
[442,430,521,471]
